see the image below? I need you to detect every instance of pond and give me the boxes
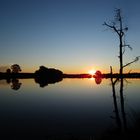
[0,78,140,139]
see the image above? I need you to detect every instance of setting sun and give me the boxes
[88,70,96,76]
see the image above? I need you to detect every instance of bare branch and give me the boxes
[123,44,132,51]
[123,56,140,68]
[122,47,125,55]
[115,9,122,22]
[122,44,132,56]
[124,27,128,31]
[118,27,128,32]
[103,22,120,35]
[127,45,132,50]
[103,22,113,28]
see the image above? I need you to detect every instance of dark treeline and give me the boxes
[102,73,140,78]
[0,71,140,80]
[63,74,92,78]
[0,72,35,79]
[0,65,140,80]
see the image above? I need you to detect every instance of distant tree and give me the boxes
[35,66,63,79]
[11,64,22,73]
[6,68,11,74]
[103,9,139,76]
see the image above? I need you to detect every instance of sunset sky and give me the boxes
[0,0,140,73]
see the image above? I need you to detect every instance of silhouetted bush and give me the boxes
[34,66,63,87]
[35,66,63,77]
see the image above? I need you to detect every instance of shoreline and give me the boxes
[0,72,140,79]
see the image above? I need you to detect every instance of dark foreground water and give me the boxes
[0,78,140,139]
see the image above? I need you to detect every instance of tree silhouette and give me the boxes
[103,9,139,76]
[6,68,11,74]
[11,64,22,73]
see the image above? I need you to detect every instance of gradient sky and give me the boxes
[0,0,140,73]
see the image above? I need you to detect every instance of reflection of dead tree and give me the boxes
[110,66,122,131]
[110,66,127,133]
[120,77,127,132]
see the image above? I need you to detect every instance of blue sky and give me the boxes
[0,0,140,73]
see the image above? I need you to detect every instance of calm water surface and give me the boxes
[0,78,140,138]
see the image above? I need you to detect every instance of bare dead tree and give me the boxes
[103,9,139,76]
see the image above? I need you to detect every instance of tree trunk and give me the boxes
[119,36,123,77]
[119,11,123,77]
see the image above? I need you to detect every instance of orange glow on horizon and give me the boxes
[20,65,140,74]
